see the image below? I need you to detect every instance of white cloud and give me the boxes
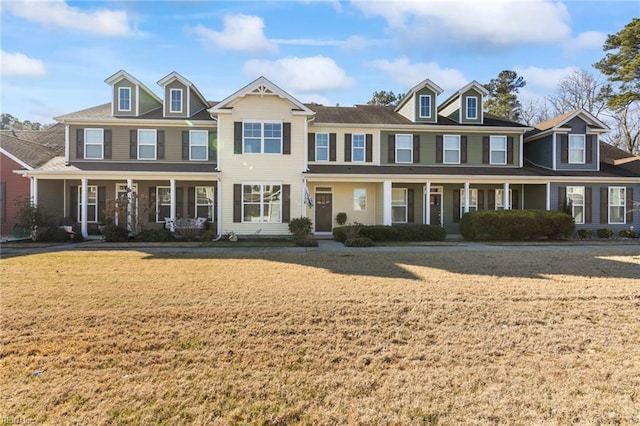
[191,15,277,54]
[243,56,354,92]
[3,0,135,37]
[566,31,607,50]
[0,50,46,77]
[353,0,571,47]
[514,66,577,91]
[368,57,467,91]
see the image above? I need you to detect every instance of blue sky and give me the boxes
[1,0,637,124]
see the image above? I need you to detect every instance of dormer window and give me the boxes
[170,89,183,113]
[118,87,131,111]
[466,97,478,120]
[568,134,585,164]
[419,95,431,118]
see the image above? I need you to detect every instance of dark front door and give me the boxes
[315,193,333,232]
[430,193,442,226]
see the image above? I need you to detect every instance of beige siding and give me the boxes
[439,99,458,118]
[113,79,136,117]
[164,81,188,117]
[397,96,414,122]
[306,182,379,228]
[308,124,379,164]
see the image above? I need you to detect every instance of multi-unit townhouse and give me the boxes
[15,71,639,238]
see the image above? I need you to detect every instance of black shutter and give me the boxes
[233,184,242,223]
[308,133,315,161]
[282,122,291,155]
[130,130,137,159]
[507,137,514,164]
[626,188,634,224]
[157,130,165,160]
[188,187,195,218]
[208,131,216,161]
[148,187,156,222]
[453,189,461,223]
[435,135,443,163]
[176,187,184,218]
[413,135,420,163]
[482,136,489,164]
[512,189,519,210]
[461,136,468,164]
[76,129,84,159]
[477,190,484,210]
[560,134,568,163]
[600,187,608,223]
[344,134,352,162]
[282,184,291,223]
[103,130,112,159]
[558,187,566,212]
[488,190,496,210]
[329,133,336,162]
[70,186,78,221]
[182,131,189,160]
[98,186,106,222]
[585,187,592,223]
[407,188,415,222]
[234,122,243,154]
[388,135,395,163]
[586,135,594,163]
[366,134,373,162]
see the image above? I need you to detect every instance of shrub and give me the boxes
[333,226,349,243]
[460,210,574,241]
[618,229,636,239]
[100,224,129,242]
[596,228,613,239]
[335,224,446,243]
[36,226,72,242]
[577,229,593,239]
[296,234,319,247]
[136,229,175,242]
[335,212,347,226]
[344,237,373,247]
[288,217,313,239]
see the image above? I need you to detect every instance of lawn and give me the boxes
[1,248,639,424]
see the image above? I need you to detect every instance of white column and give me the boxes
[464,182,470,214]
[31,177,38,206]
[503,182,510,210]
[81,178,88,238]
[170,179,176,231]
[383,180,392,225]
[127,178,133,233]
[425,182,431,225]
[63,179,67,217]
[546,182,551,210]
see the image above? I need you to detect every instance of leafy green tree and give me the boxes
[367,90,404,106]
[1,113,47,130]
[483,70,526,122]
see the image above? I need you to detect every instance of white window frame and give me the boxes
[443,135,461,164]
[419,95,431,118]
[608,186,626,224]
[352,134,366,162]
[353,188,367,211]
[316,133,329,162]
[118,87,131,111]
[490,135,507,165]
[461,188,478,216]
[170,89,183,113]
[466,96,478,119]
[243,122,282,154]
[567,186,585,224]
[195,186,215,221]
[569,134,586,164]
[84,128,104,160]
[156,186,171,223]
[189,130,208,161]
[495,189,512,210]
[392,188,407,223]
[78,185,98,223]
[395,134,413,164]
[137,129,157,160]
[242,184,282,223]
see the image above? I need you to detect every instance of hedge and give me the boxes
[459,210,575,241]
[333,224,447,243]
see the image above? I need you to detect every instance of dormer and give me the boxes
[157,72,210,118]
[395,79,444,124]
[104,70,162,117]
[438,81,489,124]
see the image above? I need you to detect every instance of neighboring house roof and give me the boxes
[394,78,444,112]
[54,103,215,122]
[0,127,62,169]
[599,142,640,176]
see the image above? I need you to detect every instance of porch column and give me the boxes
[546,183,551,210]
[63,179,67,217]
[31,177,38,206]
[425,181,431,225]
[503,182,510,210]
[383,180,392,225]
[127,178,133,233]
[81,178,88,238]
[170,179,176,231]
[464,182,470,214]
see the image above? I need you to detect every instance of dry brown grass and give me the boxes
[1,248,640,425]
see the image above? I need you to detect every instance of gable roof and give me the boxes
[156,71,210,107]
[394,78,444,112]
[533,109,609,132]
[104,69,162,104]
[438,80,489,110]
[209,76,314,116]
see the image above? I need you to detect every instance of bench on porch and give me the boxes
[164,217,208,233]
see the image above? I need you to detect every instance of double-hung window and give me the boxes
[395,134,412,163]
[466,97,478,119]
[170,89,182,113]
[353,188,367,211]
[138,129,156,160]
[352,134,365,162]
[495,189,512,210]
[608,187,626,224]
[444,135,460,164]
[392,188,407,223]
[569,135,585,164]
[243,184,282,223]
[244,122,282,154]
[84,129,104,159]
[78,185,98,223]
[190,130,208,161]
[156,187,171,222]
[419,95,431,118]
[316,133,329,161]
[490,136,507,165]
[196,186,215,221]
[566,186,585,224]
[461,188,478,216]
[119,87,131,111]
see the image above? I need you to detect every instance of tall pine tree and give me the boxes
[483,70,526,122]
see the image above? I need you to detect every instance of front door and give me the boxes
[315,192,333,232]
[430,193,442,226]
